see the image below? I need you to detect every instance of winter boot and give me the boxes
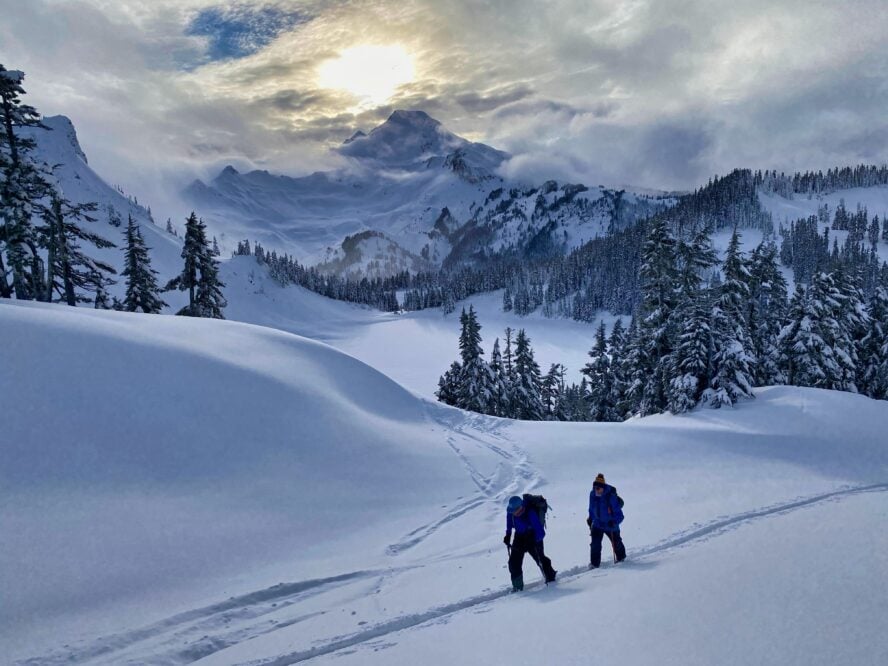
[511,575,524,592]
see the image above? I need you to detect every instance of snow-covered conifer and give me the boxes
[39,193,116,305]
[0,65,52,299]
[582,321,614,421]
[122,215,166,313]
[512,329,544,420]
[166,212,226,318]
[708,229,756,407]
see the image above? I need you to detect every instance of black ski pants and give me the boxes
[590,526,626,567]
[509,531,556,587]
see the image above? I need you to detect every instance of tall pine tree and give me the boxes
[122,215,166,313]
[39,193,116,305]
[634,217,678,415]
[708,229,756,407]
[747,240,788,385]
[582,321,614,421]
[512,329,544,420]
[859,272,888,399]
[455,306,494,413]
[166,212,226,318]
[0,65,52,299]
[666,226,718,412]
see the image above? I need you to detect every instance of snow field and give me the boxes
[3,299,886,665]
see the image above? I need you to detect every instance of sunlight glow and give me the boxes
[317,45,415,106]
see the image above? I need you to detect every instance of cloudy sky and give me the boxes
[1,0,886,204]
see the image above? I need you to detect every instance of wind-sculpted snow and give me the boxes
[0,300,484,658]
[3,300,887,665]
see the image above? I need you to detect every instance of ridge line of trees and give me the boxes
[437,223,888,420]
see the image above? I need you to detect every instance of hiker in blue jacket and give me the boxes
[504,495,557,591]
[587,473,627,568]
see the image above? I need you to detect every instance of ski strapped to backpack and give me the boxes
[522,494,550,527]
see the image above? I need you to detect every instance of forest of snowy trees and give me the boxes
[436,222,888,420]
[0,64,225,318]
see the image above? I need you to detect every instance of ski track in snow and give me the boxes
[25,483,885,666]
[15,568,419,666]
[385,412,539,557]
[240,483,888,666]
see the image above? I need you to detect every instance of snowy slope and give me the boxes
[4,299,887,665]
[20,116,188,308]
[0,300,486,660]
[221,256,616,394]
[313,488,887,666]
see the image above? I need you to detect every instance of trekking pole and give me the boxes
[530,541,547,582]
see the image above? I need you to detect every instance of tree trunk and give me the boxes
[44,208,57,302]
[55,202,76,306]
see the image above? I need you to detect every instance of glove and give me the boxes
[585,517,592,527]
[503,535,511,546]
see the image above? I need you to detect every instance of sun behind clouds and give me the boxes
[317,44,415,106]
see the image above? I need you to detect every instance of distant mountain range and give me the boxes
[24,111,888,286]
[184,110,671,277]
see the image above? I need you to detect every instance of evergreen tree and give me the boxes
[39,193,116,305]
[0,65,52,299]
[829,266,867,392]
[166,212,226,318]
[634,217,678,414]
[541,363,567,420]
[502,327,516,415]
[436,361,462,406]
[488,338,511,416]
[621,315,647,417]
[777,281,833,388]
[502,286,513,312]
[859,275,888,399]
[94,277,112,310]
[668,296,713,413]
[512,329,544,420]
[747,240,788,385]
[122,215,166,313]
[455,306,493,413]
[666,226,718,412]
[708,229,756,407]
[582,321,613,421]
[607,318,628,419]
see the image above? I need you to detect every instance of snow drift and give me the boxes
[0,300,477,653]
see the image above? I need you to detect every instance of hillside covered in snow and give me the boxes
[2,299,887,665]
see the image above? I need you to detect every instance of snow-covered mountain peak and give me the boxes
[338,109,508,172]
[38,115,88,165]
